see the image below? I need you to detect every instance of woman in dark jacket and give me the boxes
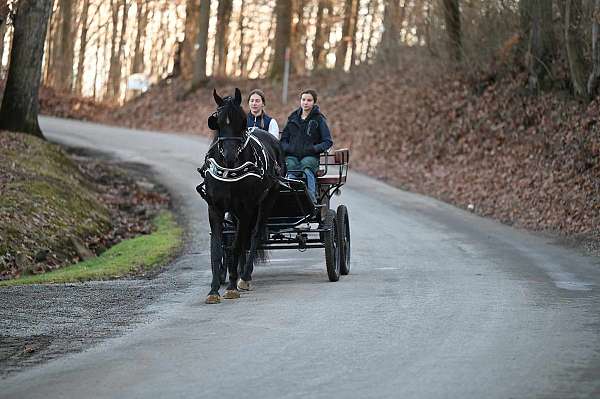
[281,89,333,202]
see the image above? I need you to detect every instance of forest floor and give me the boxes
[37,50,600,256]
[0,132,176,280]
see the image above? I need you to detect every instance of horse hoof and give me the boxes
[205,294,221,304]
[223,290,240,299]
[237,279,252,291]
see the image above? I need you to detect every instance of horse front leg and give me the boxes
[239,207,265,290]
[207,206,224,304]
[223,225,241,300]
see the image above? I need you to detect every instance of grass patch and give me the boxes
[0,212,182,286]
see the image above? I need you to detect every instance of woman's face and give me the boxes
[300,93,315,113]
[249,94,264,115]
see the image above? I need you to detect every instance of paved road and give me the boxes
[2,116,599,398]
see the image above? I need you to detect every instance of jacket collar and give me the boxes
[291,105,320,121]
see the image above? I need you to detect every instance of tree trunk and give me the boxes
[0,0,53,138]
[522,0,555,92]
[442,0,461,62]
[312,0,326,70]
[182,0,200,79]
[269,0,292,79]
[363,0,378,61]
[107,0,128,100]
[237,0,245,77]
[74,0,91,95]
[0,22,6,74]
[107,0,120,99]
[132,0,149,74]
[378,0,400,63]
[115,0,129,96]
[349,0,361,69]
[564,0,588,98]
[335,0,354,71]
[214,0,232,76]
[291,0,306,74]
[54,0,75,92]
[43,5,56,85]
[588,0,600,97]
[0,0,9,72]
[191,0,211,86]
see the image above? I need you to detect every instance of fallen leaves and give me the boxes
[35,51,600,244]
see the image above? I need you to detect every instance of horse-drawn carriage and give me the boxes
[222,147,351,282]
[197,88,351,303]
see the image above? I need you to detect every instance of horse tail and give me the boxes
[255,248,270,264]
[254,224,270,263]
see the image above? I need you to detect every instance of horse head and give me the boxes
[208,88,247,168]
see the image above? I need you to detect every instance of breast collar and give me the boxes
[201,129,270,182]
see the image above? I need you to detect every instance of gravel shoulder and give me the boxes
[0,150,200,377]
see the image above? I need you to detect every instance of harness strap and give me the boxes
[199,130,284,183]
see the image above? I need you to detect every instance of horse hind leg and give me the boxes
[239,204,269,290]
[237,250,253,291]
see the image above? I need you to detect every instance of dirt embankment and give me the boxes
[0,132,170,280]
[38,52,600,253]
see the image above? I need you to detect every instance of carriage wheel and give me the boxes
[336,205,351,275]
[323,209,340,282]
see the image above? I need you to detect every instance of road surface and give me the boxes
[1,116,599,398]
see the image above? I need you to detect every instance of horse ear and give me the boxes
[213,89,224,107]
[208,114,219,130]
[234,88,242,106]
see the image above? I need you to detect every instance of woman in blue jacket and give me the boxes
[281,89,333,203]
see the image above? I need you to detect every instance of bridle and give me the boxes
[206,120,252,160]
[207,102,252,160]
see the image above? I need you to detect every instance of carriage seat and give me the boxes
[316,148,349,185]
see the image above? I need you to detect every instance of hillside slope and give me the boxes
[39,52,600,252]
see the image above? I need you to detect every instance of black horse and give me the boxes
[198,88,285,304]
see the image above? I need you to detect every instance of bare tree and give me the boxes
[564,0,587,98]
[191,0,211,87]
[0,0,10,71]
[74,0,91,94]
[442,0,461,62]
[521,0,555,92]
[53,0,75,92]
[214,0,232,76]
[237,0,246,77]
[335,0,355,71]
[0,0,53,137]
[588,0,600,97]
[291,0,306,74]
[269,0,292,79]
[378,0,400,63]
[312,0,329,70]
[363,0,379,62]
[107,0,120,98]
[182,0,200,79]
[132,0,150,74]
[107,0,129,99]
[349,0,361,68]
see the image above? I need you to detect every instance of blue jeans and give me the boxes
[286,156,319,203]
